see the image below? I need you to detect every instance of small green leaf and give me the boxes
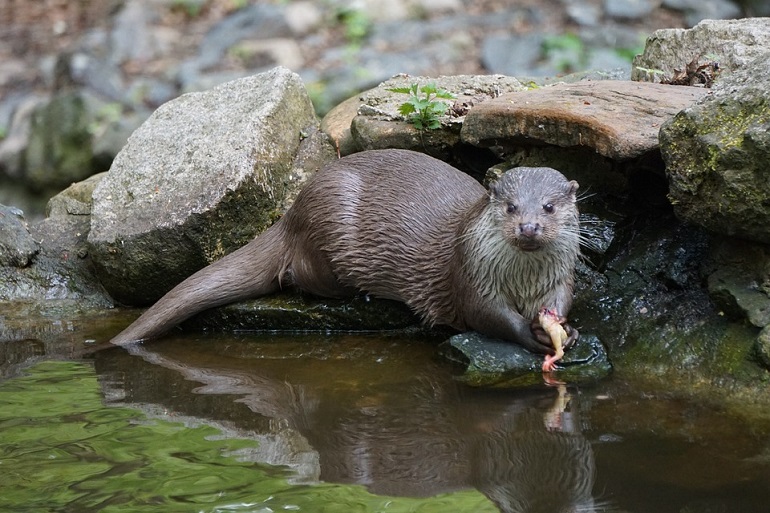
[398,103,416,116]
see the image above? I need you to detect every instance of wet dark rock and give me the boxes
[632,18,770,83]
[438,331,612,387]
[0,205,39,268]
[0,188,111,305]
[184,293,421,333]
[704,239,770,328]
[755,326,770,371]
[708,268,770,327]
[88,68,334,306]
[569,212,766,387]
[461,80,708,161]
[660,52,770,243]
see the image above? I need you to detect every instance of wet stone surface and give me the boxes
[439,331,612,387]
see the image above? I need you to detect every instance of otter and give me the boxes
[111,149,580,354]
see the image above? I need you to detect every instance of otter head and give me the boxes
[489,167,579,252]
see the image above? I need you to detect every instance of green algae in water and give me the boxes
[0,360,496,513]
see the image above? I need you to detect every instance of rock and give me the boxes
[67,53,127,104]
[660,52,770,243]
[414,0,463,13]
[632,18,770,83]
[0,192,111,306]
[569,210,767,386]
[703,239,770,327]
[349,74,527,159]
[461,80,708,161]
[46,172,106,218]
[110,0,162,65]
[741,0,770,16]
[0,205,39,268]
[565,1,601,26]
[90,108,149,169]
[438,331,612,387]
[755,325,770,371]
[88,67,332,306]
[661,0,742,27]
[229,38,305,71]
[284,1,323,35]
[0,95,47,179]
[355,0,410,21]
[183,3,292,76]
[481,33,550,77]
[708,269,770,328]
[183,293,421,333]
[320,93,364,156]
[23,91,95,192]
[604,0,659,20]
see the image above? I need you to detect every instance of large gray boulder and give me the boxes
[632,18,770,84]
[659,52,770,243]
[88,67,335,305]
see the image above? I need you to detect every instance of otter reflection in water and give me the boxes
[98,336,607,513]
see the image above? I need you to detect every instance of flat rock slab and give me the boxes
[461,80,709,161]
[439,331,611,387]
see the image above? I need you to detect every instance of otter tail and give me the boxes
[110,225,288,345]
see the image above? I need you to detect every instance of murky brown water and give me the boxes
[1,304,769,512]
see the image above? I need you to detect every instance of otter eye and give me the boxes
[543,203,555,214]
[506,202,517,214]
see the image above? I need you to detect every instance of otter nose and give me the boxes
[519,222,540,238]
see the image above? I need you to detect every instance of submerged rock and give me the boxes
[88,67,334,306]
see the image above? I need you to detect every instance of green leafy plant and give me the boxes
[541,33,587,73]
[336,7,371,46]
[388,83,455,131]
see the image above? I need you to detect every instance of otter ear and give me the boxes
[489,179,502,200]
[567,180,579,199]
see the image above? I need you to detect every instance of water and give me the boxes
[1,308,769,513]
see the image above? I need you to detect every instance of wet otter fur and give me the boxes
[111,149,580,353]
